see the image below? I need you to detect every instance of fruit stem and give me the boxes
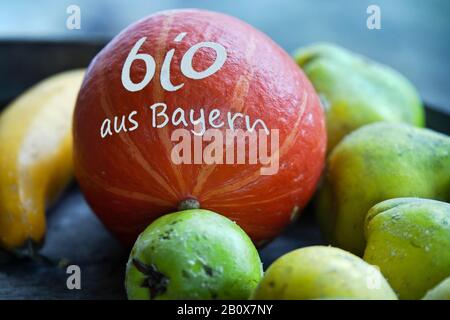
[132,259,169,299]
[12,239,54,265]
[177,198,200,211]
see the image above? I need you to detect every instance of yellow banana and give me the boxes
[0,69,84,252]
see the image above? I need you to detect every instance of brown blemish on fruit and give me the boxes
[133,259,169,299]
[203,264,214,277]
[160,229,173,240]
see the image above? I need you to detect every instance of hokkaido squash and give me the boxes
[73,9,326,246]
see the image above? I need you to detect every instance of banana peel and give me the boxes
[0,69,84,252]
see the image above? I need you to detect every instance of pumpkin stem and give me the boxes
[177,198,200,211]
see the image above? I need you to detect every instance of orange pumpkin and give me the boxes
[73,9,326,246]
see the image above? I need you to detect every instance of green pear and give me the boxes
[295,43,424,151]
[423,276,450,300]
[251,246,397,300]
[125,209,263,300]
[317,123,450,255]
[364,198,450,300]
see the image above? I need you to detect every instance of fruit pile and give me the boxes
[0,9,448,300]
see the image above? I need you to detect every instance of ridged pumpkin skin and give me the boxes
[73,9,326,246]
